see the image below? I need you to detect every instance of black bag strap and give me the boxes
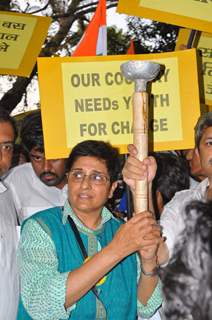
[67,215,100,299]
[68,216,88,259]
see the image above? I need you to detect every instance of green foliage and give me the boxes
[107,26,131,55]
[127,17,179,53]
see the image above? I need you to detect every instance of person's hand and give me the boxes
[156,239,169,265]
[138,217,162,262]
[109,212,160,260]
[139,228,161,262]
[122,144,157,192]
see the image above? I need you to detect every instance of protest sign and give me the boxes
[0,11,51,77]
[37,49,200,158]
[176,29,212,106]
[117,0,212,33]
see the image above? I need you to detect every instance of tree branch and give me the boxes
[0,66,37,114]
[52,0,118,19]
[0,0,118,113]
[27,1,51,14]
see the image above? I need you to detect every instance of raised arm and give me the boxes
[19,214,161,320]
[65,212,161,307]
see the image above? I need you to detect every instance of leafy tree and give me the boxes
[0,0,119,114]
[107,26,130,55]
[127,17,179,53]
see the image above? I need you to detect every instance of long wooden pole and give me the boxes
[120,60,160,215]
[133,91,148,213]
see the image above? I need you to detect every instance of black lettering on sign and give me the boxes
[0,41,9,52]
[2,21,26,30]
[123,96,131,109]
[79,123,108,136]
[0,32,19,41]
[202,62,212,76]
[153,94,170,107]
[70,73,101,87]
[206,83,212,95]
[111,121,133,135]
[104,72,132,86]
[111,99,119,110]
[74,98,119,112]
[199,47,212,58]
[149,118,168,132]
[158,69,170,83]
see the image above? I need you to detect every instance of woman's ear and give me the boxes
[108,181,118,199]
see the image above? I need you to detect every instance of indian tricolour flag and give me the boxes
[72,0,107,56]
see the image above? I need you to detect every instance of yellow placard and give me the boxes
[0,11,51,77]
[176,29,212,106]
[37,49,200,159]
[200,33,212,106]
[117,0,212,33]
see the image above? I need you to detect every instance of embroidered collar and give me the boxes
[62,199,112,235]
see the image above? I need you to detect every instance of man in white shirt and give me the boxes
[122,111,212,263]
[5,110,67,223]
[123,112,212,320]
[0,110,19,320]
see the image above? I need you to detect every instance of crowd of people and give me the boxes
[0,108,212,320]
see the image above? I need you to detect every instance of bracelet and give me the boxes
[141,265,159,277]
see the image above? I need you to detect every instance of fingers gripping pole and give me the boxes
[133,91,148,213]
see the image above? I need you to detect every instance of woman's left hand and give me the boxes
[138,218,162,261]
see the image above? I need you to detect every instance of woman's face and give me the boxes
[67,156,117,220]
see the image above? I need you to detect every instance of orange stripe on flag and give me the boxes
[127,40,135,55]
[72,0,107,56]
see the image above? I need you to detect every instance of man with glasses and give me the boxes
[0,109,19,319]
[5,110,67,223]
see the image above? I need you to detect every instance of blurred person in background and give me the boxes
[0,109,19,320]
[5,110,67,223]
[152,152,190,220]
[161,200,212,320]
[182,148,206,188]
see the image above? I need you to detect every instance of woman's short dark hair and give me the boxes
[20,110,44,153]
[66,140,121,183]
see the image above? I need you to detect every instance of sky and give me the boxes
[107,7,128,32]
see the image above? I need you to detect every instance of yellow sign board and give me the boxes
[0,11,51,77]
[37,50,200,159]
[176,29,212,106]
[117,0,212,33]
